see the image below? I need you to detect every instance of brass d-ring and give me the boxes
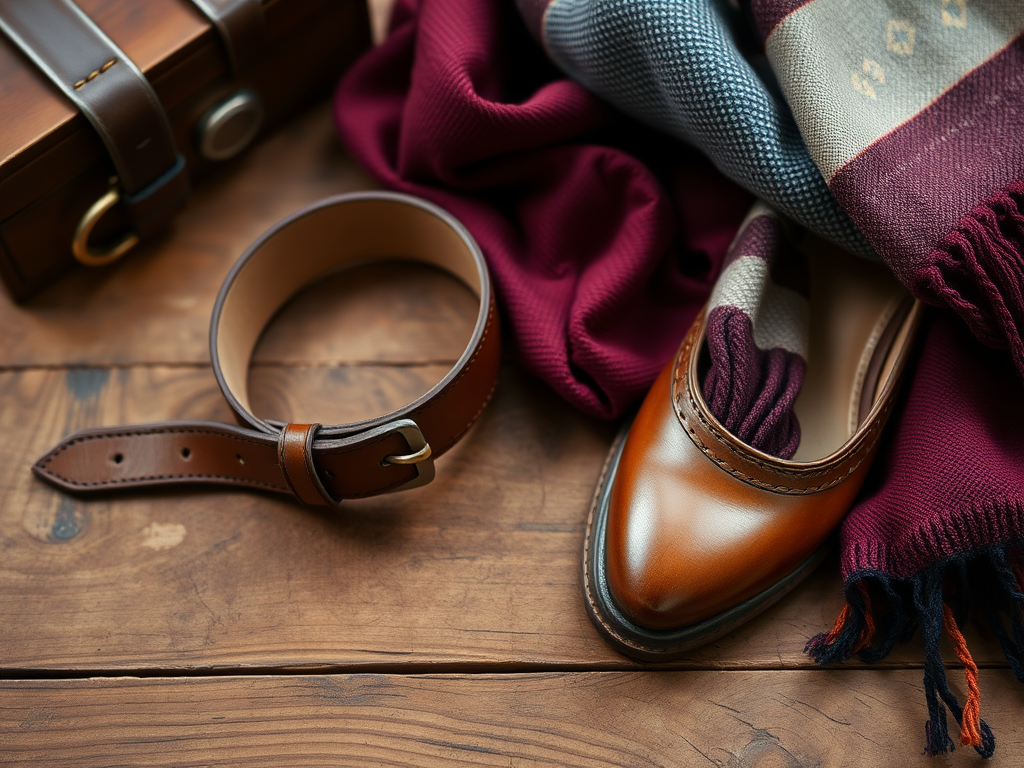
[72,185,139,267]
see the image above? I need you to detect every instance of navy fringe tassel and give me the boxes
[805,544,1024,759]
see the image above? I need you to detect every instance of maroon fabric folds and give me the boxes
[704,307,805,457]
[333,0,749,418]
[841,312,1024,581]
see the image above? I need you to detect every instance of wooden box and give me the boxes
[0,0,370,301]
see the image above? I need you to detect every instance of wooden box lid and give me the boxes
[0,0,364,222]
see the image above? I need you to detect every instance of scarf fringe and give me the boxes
[804,545,1024,759]
[921,179,1024,380]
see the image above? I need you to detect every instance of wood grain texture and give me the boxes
[4,671,1024,766]
[0,363,1009,672]
[251,261,479,367]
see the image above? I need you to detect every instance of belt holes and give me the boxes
[181,447,191,460]
[112,453,124,464]
[236,453,245,464]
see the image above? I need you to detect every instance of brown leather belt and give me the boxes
[33,193,501,506]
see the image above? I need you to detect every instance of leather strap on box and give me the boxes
[0,0,187,239]
[189,0,266,73]
[33,193,502,506]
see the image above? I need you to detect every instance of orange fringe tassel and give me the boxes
[1012,562,1024,593]
[942,603,983,748]
[821,603,852,644]
[821,582,875,652]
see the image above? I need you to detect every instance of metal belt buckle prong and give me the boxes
[378,419,435,493]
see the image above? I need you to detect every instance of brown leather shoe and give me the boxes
[583,244,924,659]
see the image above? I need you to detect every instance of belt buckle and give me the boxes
[378,419,435,493]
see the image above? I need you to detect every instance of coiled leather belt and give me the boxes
[33,193,501,506]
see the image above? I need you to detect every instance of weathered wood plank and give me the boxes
[4,671,1024,766]
[250,261,478,368]
[0,102,486,368]
[0,363,1008,671]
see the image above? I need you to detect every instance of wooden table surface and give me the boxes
[2,93,1023,768]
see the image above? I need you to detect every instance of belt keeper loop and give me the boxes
[278,423,337,506]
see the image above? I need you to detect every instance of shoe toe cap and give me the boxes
[602,369,852,631]
[605,447,780,629]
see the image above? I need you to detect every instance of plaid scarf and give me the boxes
[703,204,810,459]
[521,0,1024,380]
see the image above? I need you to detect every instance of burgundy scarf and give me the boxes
[333,0,750,419]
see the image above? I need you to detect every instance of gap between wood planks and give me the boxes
[0,661,963,681]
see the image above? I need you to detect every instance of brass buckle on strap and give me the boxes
[71,179,139,267]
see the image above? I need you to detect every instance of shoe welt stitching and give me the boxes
[670,320,890,495]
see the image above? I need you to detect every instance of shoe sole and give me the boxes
[582,420,834,661]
